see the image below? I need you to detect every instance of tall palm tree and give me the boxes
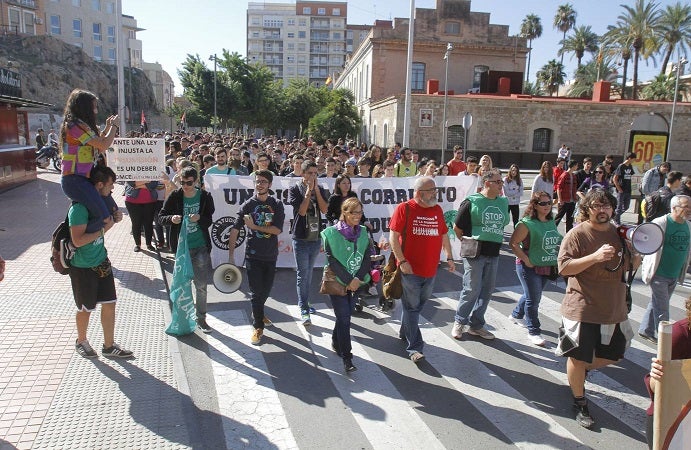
[616,0,662,99]
[553,4,577,66]
[520,14,543,85]
[558,25,600,67]
[567,59,619,98]
[536,60,566,96]
[603,22,635,98]
[657,2,691,75]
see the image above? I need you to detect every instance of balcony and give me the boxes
[7,0,36,9]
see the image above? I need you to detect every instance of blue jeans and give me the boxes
[246,258,276,329]
[292,239,321,312]
[639,274,677,338]
[455,255,499,329]
[331,292,356,359]
[61,174,117,233]
[189,246,211,320]
[399,273,435,355]
[614,191,631,224]
[512,263,548,335]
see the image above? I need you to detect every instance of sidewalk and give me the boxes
[0,171,194,449]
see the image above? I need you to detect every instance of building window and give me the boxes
[445,21,460,34]
[73,19,82,37]
[317,8,326,15]
[298,19,307,27]
[302,7,311,14]
[372,124,377,145]
[94,45,102,61]
[91,0,100,12]
[411,62,425,92]
[287,42,295,50]
[287,19,295,26]
[473,65,489,89]
[108,47,116,62]
[383,124,388,148]
[447,125,465,150]
[23,11,35,35]
[50,15,61,35]
[532,128,552,152]
[106,2,115,14]
[72,0,81,5]
[298,43,306,52]
[107,26,115,43]
[252,31,259,38]
[251,17,260,26]
[333,32,341,40]
[8,9,20,33]
[128,29,135,39]
[298,31,306,39]
[93,23,102,41]
[333,8,341,16]
[287,32,294,38]
[287,55,295,63]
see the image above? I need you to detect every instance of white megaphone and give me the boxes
[617,222,664,255]
[212,263,242,293]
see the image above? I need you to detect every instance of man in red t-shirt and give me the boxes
[446,146,467,176]
[389,177,455,363]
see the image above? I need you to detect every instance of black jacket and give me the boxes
[158,188,215,253]
[288,182,328,239]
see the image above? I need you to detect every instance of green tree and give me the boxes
[657,2,691,75]
[523,81,545,96]
[616,0,662,99]
[603,22,635,98]
[536,60,566,96]
[278,79,331,136]
[307,89,361,143]
[558,25,600,68]
[640,72,688,100]
[520,14,543,85]
[567,59,619,98]
[554,4,577,66]
[178,54,217,127]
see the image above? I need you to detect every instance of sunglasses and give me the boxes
[536,201,552,206]
[594,170,604,173]
[180,180,195,186]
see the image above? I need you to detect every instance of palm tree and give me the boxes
[558,25,600,68]
[567,59,619,98]
[554,4,577,66]
[616,0,662,99]
[603,22,635,98]
[520,14,543,85]
[657,2,691,75]
[640,72,688,100]
[536,60,566,96]
[523,81,545,96]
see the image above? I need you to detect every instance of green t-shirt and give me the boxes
[204,165,235,176]
[520,217,562,267]
[656,217,690,278]
[68,203,107,268]
[467,193,509,243]
[183,190,206,249]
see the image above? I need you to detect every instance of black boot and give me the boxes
[343,357,357,372]
[573,396,595,429]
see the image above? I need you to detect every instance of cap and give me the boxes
[345,160,357,167]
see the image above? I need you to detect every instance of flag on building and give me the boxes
[140,111,148,132]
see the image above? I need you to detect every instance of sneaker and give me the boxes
[102,343,134,358]
[308,306,316,314]
[574,400,595,429]
[133,245,141,252]
[468,327,495,340]
[410,352,425,363]
[301,311,311,326]
[367,285,379,296]
[529,334,547,347]
[146,244,156,252]
[75,339,98,358]
[263,316,273,327]
[451,321,466,340]
[508,314,527,328]
[251,328,263,346]
[638,332,658,344]
[198,319,213,334]
[344,358,357,372]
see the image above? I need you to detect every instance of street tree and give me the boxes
[307,89,361,143]
[603,22,635,98]
[520,14,543,85]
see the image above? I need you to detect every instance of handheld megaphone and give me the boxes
[212,263,242,293]
[617,222,664,255]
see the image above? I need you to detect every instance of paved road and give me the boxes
[2,170,687,449]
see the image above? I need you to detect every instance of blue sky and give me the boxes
[122,0,682,94]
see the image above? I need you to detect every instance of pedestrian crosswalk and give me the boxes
[205,277,690,449]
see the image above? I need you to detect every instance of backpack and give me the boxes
[644,188,674,222]
[50,212,75,275]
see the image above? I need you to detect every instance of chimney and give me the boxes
[427,79,440,95]
[592,81,611,102]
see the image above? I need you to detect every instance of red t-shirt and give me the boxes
[447,159,467,176]
[390,199,447,278]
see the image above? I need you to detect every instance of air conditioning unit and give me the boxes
[35,17,43,25]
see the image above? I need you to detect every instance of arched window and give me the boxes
[411,62,425,92]
[447,125,465,150]
[383,123,388,148]
[473,65,489,89]
[372,124,377,146]
[532,128,552,152]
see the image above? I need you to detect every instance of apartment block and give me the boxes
[247,1,347,86]
[1,0,46,35]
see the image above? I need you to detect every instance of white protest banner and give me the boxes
[108,138,165,181]
[205,175,476,269]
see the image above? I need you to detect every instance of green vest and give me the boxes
[321,226,371,285]
[520,217,562,267]
[468,193,509,243]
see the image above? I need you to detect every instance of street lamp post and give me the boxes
[209,54,217,133]
[667,56,687,162]
[441,43,453,165]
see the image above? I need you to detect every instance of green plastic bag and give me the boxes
[166,216,198,336]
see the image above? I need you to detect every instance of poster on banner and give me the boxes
[107,138,166,181]
[204,175,477,269]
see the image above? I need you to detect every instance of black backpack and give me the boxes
[645,187,674,222]
[50,211,75,275]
